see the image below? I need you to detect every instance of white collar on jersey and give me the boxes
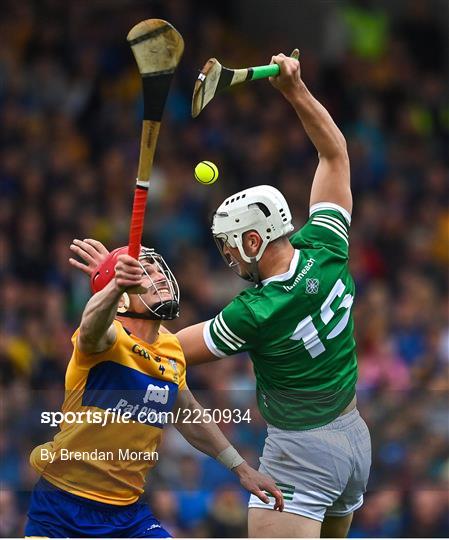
[260,249,300,286]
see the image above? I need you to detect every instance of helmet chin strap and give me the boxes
[235,240,261,284]
[117,295,180,321]
[237,256,261,284]
[118,311,159,321]
[232,235,265,285]
[247,256,261,284]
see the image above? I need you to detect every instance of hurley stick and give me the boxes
[192,49,299,117]
[127,19,184,258]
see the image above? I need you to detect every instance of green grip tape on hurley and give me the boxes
[250,50,299,81]
[250,64,280,80]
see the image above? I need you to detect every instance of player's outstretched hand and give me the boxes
[234,462,284,512]
[114,254,147,295]
[69,238,110,277]
[269,49,301,98]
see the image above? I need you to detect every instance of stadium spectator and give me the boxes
[1,0,447,537]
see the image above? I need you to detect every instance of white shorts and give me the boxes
[248,408,371,522]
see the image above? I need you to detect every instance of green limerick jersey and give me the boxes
[204,202,357,430]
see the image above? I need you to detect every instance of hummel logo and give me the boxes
[306,278,319,294]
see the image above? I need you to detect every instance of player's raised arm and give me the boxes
[174,388,284,511]
[78,255,146,354]
[270,53,352,215]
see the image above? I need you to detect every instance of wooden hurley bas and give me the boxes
[127,19,184,258]
[192,49,299,118]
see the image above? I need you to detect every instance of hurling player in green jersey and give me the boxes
[177,53,371,538]
[72,53,370,538]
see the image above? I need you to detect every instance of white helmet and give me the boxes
[212,185,294,264]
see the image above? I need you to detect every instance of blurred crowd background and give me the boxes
[1,0,448,537]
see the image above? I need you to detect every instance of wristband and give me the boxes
[216,446,245,470]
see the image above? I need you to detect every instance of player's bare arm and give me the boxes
[174,387,283,511]
[270,53,352,214]
[176,322,218,364]
[78,254,147,355]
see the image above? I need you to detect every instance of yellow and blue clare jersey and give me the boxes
[30,320,186,505]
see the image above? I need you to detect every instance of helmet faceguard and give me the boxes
[212,185,294,282]
[90,246,180,320]
[213,234,259,283]
[133,247,180,320]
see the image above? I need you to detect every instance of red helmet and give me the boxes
[90,246,130,293]
[89,246,180,321]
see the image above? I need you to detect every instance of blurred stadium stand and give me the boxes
[0,0,448,537]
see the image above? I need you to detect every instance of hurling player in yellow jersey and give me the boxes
[26,246,282,538]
